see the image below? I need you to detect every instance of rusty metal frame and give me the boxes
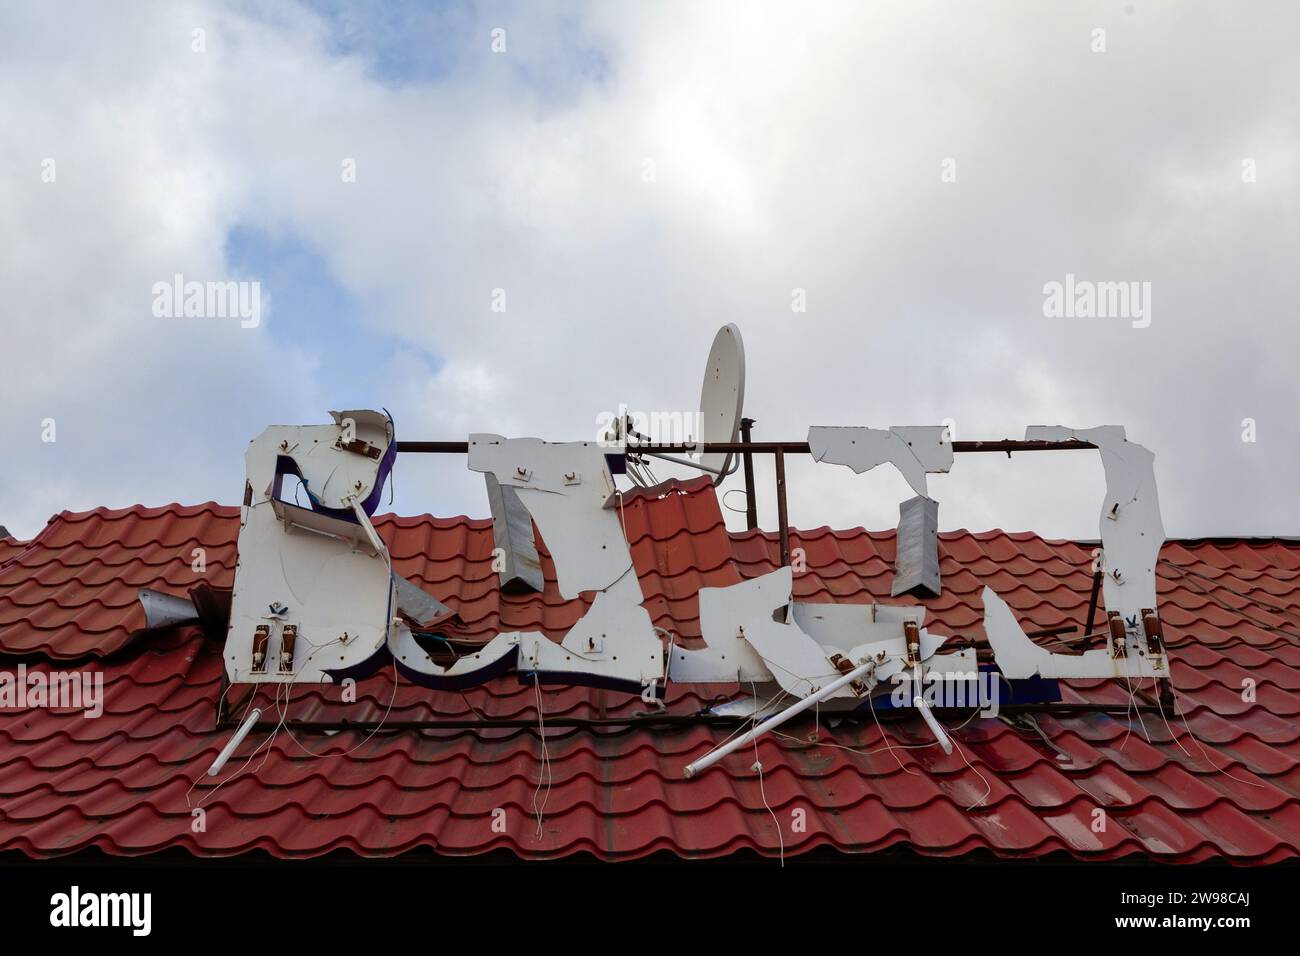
[396,436,1097,570]
[396,439,1097,455]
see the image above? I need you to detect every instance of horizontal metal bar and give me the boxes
[396,439,1097,455]
[217,702,1162,733]
[396,441,472,453]
[639,450,725,474]
[952,439,1096,453]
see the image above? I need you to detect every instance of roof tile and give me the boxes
[1,477,1298,861]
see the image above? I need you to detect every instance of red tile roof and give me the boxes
[2,478,1299,862]
[0,532,27,569]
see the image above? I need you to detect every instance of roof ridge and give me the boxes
[14,500,1300,546]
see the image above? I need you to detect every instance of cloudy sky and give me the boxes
[1,0,1296,542]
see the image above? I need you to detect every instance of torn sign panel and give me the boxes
[518,573,663,689]
[225,411,397,684]
[468,433,661,690]
[677,569,971,703]
[391,574,453,627]
[808,426,953,498]
[703,567,856,701]
[892,494,941,597]
[484,473,543,593]
[1025,425,1164,626]
[673,568,800,686]
[982,586,1169,679]
[468,435,629,599]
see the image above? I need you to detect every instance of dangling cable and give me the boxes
[721,488,750,516]
[750,681,784,867]
[868,688,918,776]
[1156,678,1265,789]
[532,673,553,840]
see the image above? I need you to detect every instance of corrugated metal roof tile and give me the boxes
[1,477,1298,862]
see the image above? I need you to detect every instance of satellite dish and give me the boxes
[697,324,746,484]
[622,323,747,486]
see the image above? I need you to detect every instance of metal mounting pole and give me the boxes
[739,417,758,531]
[774,446,790,566]
[1084,567,1103,635]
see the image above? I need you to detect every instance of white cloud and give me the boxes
[0,0,1296,541]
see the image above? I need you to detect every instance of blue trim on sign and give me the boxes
[394,643,520,690]
[269,412,396,523]
[868,663,1061,710]
[517,668,661,699]
[322,642,393,685]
